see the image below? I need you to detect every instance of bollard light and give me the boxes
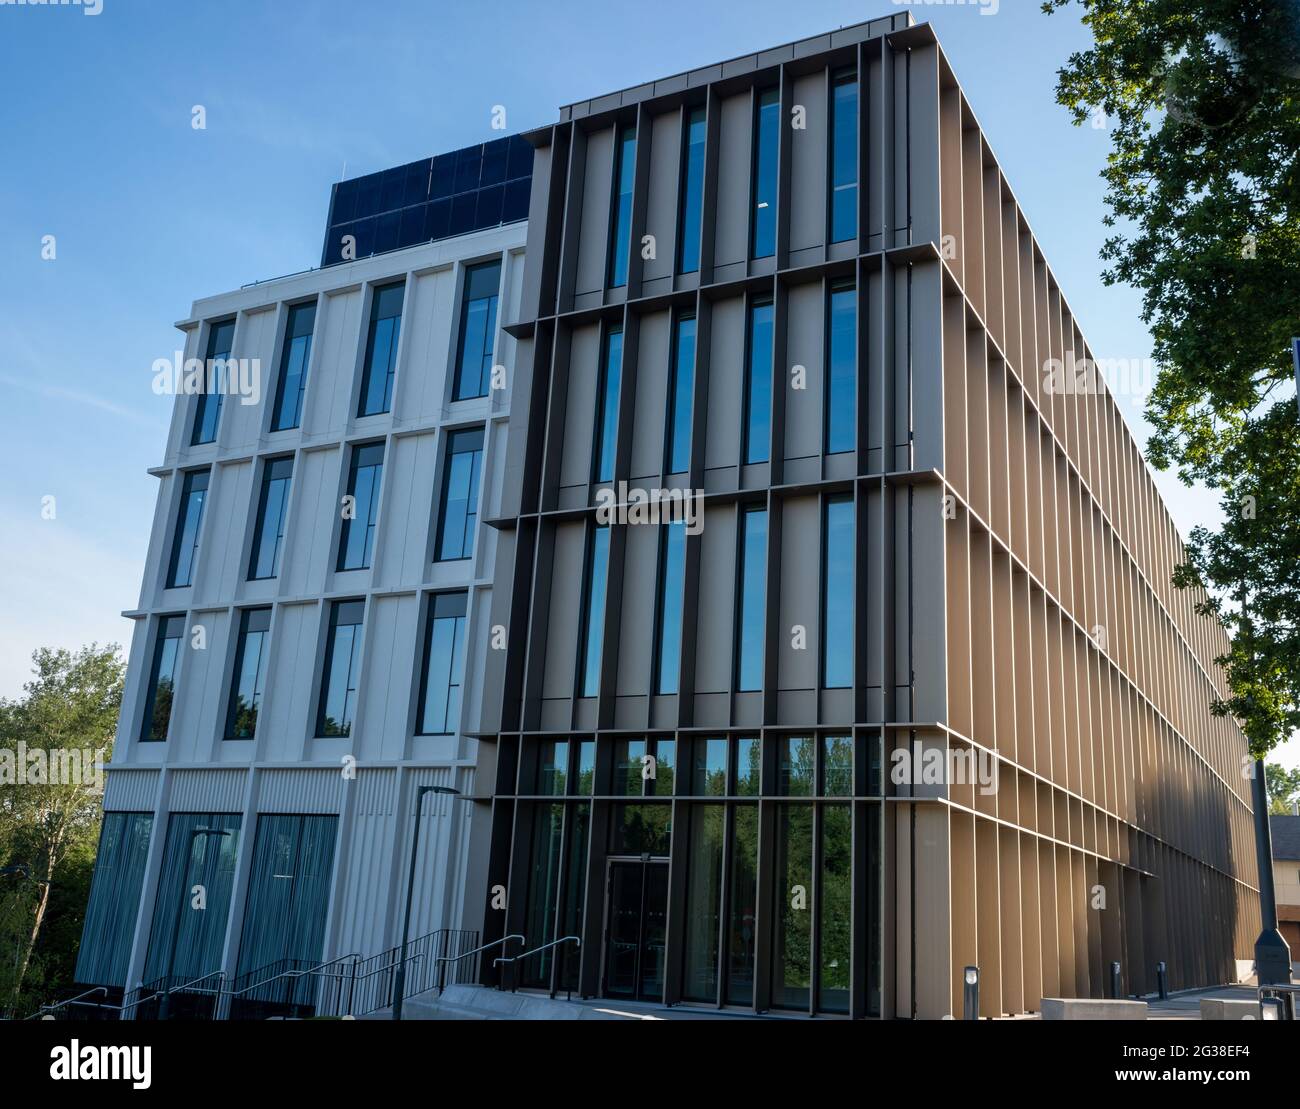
[963,966,979,1021]
[1110,961,1122,999]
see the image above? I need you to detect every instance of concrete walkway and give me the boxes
[1144,984,1259,1020]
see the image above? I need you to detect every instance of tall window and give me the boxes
[435,428,484,561]
[827,281,856,454]
[823,497,854,688]
[579,525,611,697]
[830,68,859,243]
[452,261,501,400]
[337,443,384,571]
[248,457,293,580]
[270,301,316,431]
[737,506,767,691]
[666,314,696,474]
[417,591,467,735]
[357,282,404,417]
[751,87,780,259]
[316,600,364,737]
[225,607,271,739]
[140,615,185,741]
[656,520,686,695]
[166,469,209,589]
[744,298,774,464]
[677,108,706,274]
[608,125,636,287]
[594,325,623,483]
[191,319,235,445]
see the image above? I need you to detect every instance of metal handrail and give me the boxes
[433,933,523,993]
[495,935,580,996]
[226,952,362,999]
[68,970,228,1020]
[1258,982,1300,1019]
[26,985,107,1020]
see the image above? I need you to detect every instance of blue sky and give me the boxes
[0,0,1287,762]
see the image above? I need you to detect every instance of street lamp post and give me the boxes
[159,827,230,1021]
[392,785,461,1021]
[1251,761,1292,985]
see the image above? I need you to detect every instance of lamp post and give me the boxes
[392,785,461,1021]
[1251,760,1292,985]
[962,966,979,1020]
[159,826,230,1021]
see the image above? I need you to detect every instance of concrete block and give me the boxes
[1041,998,1148,1020]
[1200,999,1261,1020]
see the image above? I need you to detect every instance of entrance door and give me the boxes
[603,858,668,1002]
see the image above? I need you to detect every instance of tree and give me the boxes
[0,644,124,1014]
[1266,763,1300,816]
[1044,0,1300,756]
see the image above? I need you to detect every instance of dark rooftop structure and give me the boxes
[320,134,533,267]
[1272,815,1300,860]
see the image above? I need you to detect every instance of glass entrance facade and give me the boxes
[489,732,882,1016]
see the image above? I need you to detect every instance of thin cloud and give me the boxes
[0,372,164,430]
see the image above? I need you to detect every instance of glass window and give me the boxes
[579,525,610,698]
[538,739,569,795]
[777,736,815,796]
[191,319,235,445]
[771,803,814,1009]
[744,298,774,464]
[270,302,316,431]
[735,737,761,796]
[666,314,696,474]
[610,804,671,856]
[248,457,293,580]
[575,740,595,794]
[558,803,589,991]
[316,600,364,737]
[822,735,853,796]
[737,506,767,691]
[140,615,185,742]
[166,469,209,588]
[751,88,779,259]
[235,814,337,995]
[608,125,636,288]
[453,261,501,400]
[337,443,384,571]
[819,804,852,1013]
[142,813,241,985]
[615,738,647,796]
[522,803,564,988]
[692,738,727,796]
[823,496,854,688]
[827,282,856,454]
[594,326,623,483]
[683,804,724,1002]
[830,69,859,243]
[417,591,467,735]
[678,108,706,274]
[655,521,686,695]
[435,427,484,561]
[357,282,404,417]
[650,738,675,796]
[727,805,759,1005]
[225,608,271,739]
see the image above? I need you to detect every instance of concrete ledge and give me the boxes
[1041,998,1148,1020]
[1200,998,1260,1020]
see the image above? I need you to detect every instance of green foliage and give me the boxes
[1046,0,1300,755]
[1266,762,1300,815]
[0,644,124,1016]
